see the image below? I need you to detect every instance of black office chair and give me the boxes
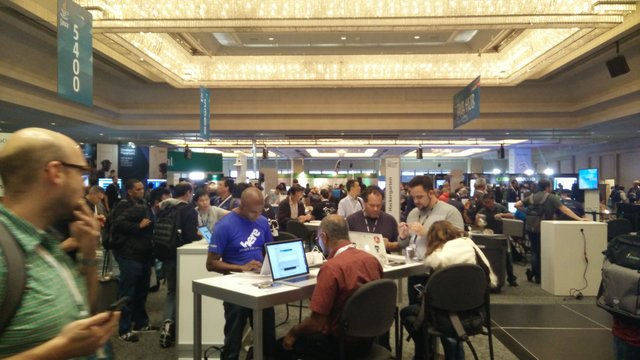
[421,263,494,360]
[274,231,298,241]
[607,218,633,242]
[339,279,397,360]
[286,220,314,250]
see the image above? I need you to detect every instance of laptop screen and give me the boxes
[198,226,212,242]
[266,239,309,281]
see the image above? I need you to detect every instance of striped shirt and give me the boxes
[0,204,88,357]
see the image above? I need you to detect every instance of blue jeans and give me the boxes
[614,336,640,360]
[162,259,177,322]
[116,256,151,335]
[221,302,276,360]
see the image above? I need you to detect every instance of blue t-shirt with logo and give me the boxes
[209,211,273,265]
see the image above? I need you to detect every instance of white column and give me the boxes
[97,144,118,175]
[149,146,168,179]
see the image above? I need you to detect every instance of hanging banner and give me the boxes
[199,86,210,140]
[384,157,401,222]
[453,76,480,129]
[57,0,93,106]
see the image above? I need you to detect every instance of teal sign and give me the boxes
[168,151,222,173]
[453,76,480,129]
[57,0,93,106]
[199,87,210,140]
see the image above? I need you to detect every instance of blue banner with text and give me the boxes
[453,76,480,129]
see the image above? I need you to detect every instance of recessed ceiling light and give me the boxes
[139,57,144,61]
[50,122,56,126]
[422,133,426,135]
[99,133,104,136]
[414,35,421,39]
[268,37,275,41]
[340,36,347,40]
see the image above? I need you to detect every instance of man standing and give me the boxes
[85,185,107,218]
[337,179,363,218]
[277,185,312,231]
[105,173,120,209]
[111,179,154,342]
[386,176,464,304]
[516,179,587,283]
[206,187,276,360]
[212,178,240,210]
[347,186,398,244]
[280,215,382,359]
[157,182,200,347]
[0,128,118,358]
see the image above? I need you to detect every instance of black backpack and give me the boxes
[524,192,551,233]
[152,203,185,261]
[605,234,640,270]
[0,223,26,338]
[102,199,130,251]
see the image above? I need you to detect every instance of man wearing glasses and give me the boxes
[0,128,119,359]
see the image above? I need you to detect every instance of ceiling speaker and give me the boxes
[416,148,423,159]
[262,148,268,159]
[606,55,630,78]
[498,144,505,159]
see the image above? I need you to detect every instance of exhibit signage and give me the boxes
[453,76,480,129]
[199,86,210,140]
[57,0,93,106]
[384,157,401,222]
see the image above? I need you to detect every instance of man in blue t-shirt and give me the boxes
[206,187,276,360]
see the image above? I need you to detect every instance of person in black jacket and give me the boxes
[277,184,312,231]
[112,179,154,342]
[157,182,200,348]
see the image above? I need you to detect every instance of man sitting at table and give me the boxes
[279,214,383,359]
[206,187,276,360]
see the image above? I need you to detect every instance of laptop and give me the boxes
[198,226,213,243]
[349,231,389,266]
[265,239,316,287]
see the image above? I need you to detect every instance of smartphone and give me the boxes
[108,296,130,312]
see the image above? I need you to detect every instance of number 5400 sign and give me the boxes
[57,0,93,106]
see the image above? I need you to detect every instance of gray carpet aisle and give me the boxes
[111,263,606,359]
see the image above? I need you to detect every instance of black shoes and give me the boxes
[159,319,175,348]
[526,269,541,284]
[119,332,139,343]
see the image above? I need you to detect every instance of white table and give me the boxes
[540,220,606,296]
[303,220,321,231]
[192,261,425,360]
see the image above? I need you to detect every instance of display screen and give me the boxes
[578,169,598,190]
[266,240,308,281]
[98,178,122,190]
[82,175,89,187]
[553,177,577,190]
[436,179,446,188]
[147,179,167,189]
[198,226,212,242]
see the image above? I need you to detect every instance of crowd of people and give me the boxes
[2,128,639,359]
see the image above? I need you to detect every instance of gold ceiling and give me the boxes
[78,0,637,87]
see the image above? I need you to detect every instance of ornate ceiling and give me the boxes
[77,0,637,87]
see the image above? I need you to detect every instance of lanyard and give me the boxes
[219,195,232,208]
[35,246,88,317]
[198,209,211,227]
[363,211,379,233]
[334,244,356,258]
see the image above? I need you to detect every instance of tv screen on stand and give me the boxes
[578,169,598,190]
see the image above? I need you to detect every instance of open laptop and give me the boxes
[349,231,389,266]
[265,239,316,287]
[198,226,213,243]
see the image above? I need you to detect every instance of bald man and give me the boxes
[206,187,276,360]
[0,128,119,358]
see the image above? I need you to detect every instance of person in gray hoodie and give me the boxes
[158,182,201,348]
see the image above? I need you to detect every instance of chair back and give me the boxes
[286,220,310,240]
[340,279,397,338]
[275,231,298,241]
[608,218,633,242]
[501,219,524,238]
[426,263,487,312]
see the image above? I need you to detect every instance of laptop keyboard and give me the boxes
[287,275,312,283]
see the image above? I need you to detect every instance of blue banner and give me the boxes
[57,0,93,106]
[200,87,210,140]
[453,76,480,129]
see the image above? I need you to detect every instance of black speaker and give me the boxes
[416,148,423,159]
[606,55,630,78]
[262,148,268,159]
[498,144,505,159]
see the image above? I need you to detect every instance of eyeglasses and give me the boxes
[58,161,92,175]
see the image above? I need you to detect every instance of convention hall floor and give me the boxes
[111,264,613,359]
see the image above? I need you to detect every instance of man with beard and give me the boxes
[386,175,464,305]
[0,128,119,358]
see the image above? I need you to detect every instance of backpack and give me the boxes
[152,203,185,261]
[597,234,640,321]
[102,199,130,251]
[524,192,551,233]
[610,189,622,204]
[0,223,26,338]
